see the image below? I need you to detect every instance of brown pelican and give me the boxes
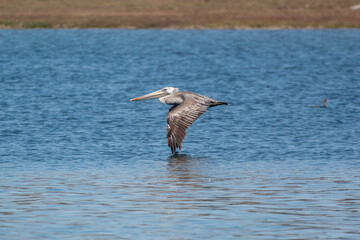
[312,99,328,108]
[130,87,228,153]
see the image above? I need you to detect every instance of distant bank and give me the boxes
[1,0,359,29]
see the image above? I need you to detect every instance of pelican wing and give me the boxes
[166,99,209,153]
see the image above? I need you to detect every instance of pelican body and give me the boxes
[130,87,228,153]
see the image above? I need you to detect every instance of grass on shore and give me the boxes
[0,0,360,29]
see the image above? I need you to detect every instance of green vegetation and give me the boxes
[23,21,53,28]
[0,20,18,27]
[0,0,359,28]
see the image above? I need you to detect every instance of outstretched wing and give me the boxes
[166,99,209,153]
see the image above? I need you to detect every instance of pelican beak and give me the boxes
[130,89,168,101]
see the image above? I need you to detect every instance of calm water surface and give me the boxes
[1,30,360,239]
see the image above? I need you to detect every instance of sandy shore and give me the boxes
[1,0,359,29]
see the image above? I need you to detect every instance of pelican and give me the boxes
[312,99,328,108]
[130,87,228,153]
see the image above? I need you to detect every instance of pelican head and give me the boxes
[130,87,179,101]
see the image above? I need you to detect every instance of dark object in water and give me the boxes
[312,99,328,108]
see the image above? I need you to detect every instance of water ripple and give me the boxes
[0,29,360,239]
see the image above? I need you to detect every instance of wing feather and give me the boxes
[166,100,209,153]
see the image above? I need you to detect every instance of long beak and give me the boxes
[130,89,168,101]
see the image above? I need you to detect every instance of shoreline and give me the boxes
[1,22,359,29]
[1,0,359,29]
[1,26,359,30]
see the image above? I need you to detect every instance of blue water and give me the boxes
[1,29,360,239]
